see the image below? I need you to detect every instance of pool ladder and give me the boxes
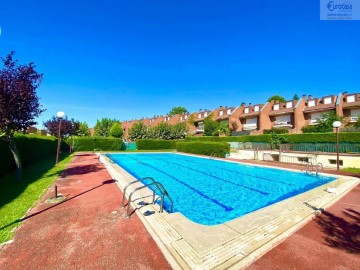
[305,162,323,176]
[121,177,174,218]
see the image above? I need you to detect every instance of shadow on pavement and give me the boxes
[0,179,116,232]
[316,208,360,254]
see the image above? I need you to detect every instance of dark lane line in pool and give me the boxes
[180,156,295,186]
[123,155,234,211]
[151,156,269,196]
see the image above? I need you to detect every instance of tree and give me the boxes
[267,95,286,103]
[78,122,91,136]
[44,116,80,138]
[354,115,360,128]
[152,122,172,139]
[128,121,148,140]
[302,111,342,133]
[230,121,238,132]
[168,106,188,116]
[204,113,220,136]
[0,51,44,181]
[94,118,118,137]
[110,122,123,138]
[218,121,231,136]
[170,123,188,139]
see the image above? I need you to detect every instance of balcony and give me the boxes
[273,121,292,128]
[309,119,319,125]
[242,123,257,130]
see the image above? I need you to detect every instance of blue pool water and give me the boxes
[108,153,335,225]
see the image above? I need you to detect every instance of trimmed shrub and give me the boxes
[136,139,177,150]
[109,122,123,138]
[72,137,125,151]
[263,128,289,134]
[176,141,230,158]
[0,134,68,177]
[185,135,272,143]
[185,132,360,144]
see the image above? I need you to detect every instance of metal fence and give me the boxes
[229,141,360,153]
[283,143,360,153]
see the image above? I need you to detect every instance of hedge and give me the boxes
[185,135,271,143]
[72,137,125,151]
[185,132,360,144]
[263,128,289,134]
[0,134,67,177]
[136,139,177,150]
[175,141,230,158]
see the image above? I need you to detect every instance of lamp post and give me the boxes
[332,121,341,171]
[56,111,65,164]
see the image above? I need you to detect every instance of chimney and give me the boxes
[308,95,312,100]
[220,105,223,109]
[199,109,202,112]
[302,94,306,99]
[249,103,252,106]
[225,106,228,109]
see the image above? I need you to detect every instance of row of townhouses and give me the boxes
[122,92,360,138]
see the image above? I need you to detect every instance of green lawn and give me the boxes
[341,167,360,174]
[0,154,72,244]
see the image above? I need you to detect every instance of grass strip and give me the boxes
[341,167,360,173]
[0,154,72,244]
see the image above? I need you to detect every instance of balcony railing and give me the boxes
[273,121,292,128]
[242,123,257,130]
[350,116,358,122]
[309,119,319,125]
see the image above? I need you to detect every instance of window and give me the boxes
[180,116,183,120]
[324,97,332,104]
[286,101,292,108]
[329,159,343,166]
[273,104,280,110]
[219,111,224,116]
[308,100,315,107]
[310,112,322,124]
[246,117,257,125]
[275,115,290,124]
[298,157,309,163]
[254,106,259,112]
[185,115,188,119]
[347,95,355,103]
[198,114,201,119]
[227,109,231,114]
[204,112,208,117]
[244,108,249,113]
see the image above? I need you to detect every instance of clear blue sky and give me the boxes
[0,0,359,128]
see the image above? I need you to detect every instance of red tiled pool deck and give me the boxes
[0,153,359,269]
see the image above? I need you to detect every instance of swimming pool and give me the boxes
[108,153,336,225]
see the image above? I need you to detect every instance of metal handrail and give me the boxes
[121,177,156,207]
[316,162,323,176]
[305,161,314,175]
[152,182,174,213]
[125,181,173,218]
